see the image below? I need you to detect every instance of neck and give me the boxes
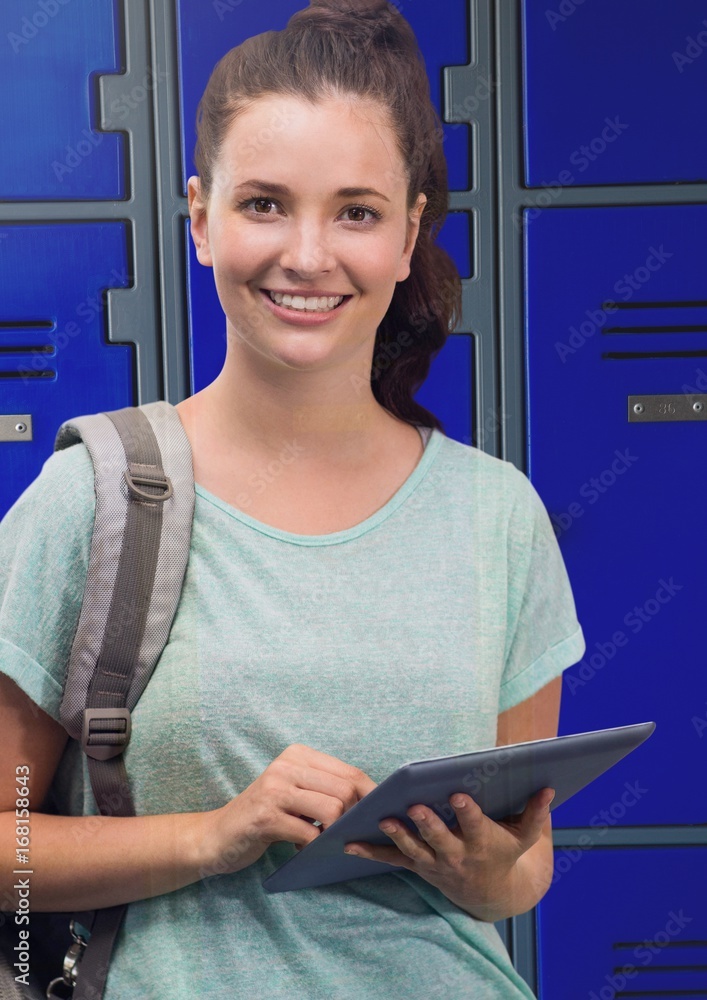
[176,346,404,468]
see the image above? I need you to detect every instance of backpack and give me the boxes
[0,402,194,1000]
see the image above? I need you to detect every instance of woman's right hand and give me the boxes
[201,743,377,877]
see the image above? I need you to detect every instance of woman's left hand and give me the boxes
[343,787,555,920]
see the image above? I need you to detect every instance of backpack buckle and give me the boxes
[124,463,173,502]
[81,708,132,761]
[46,920,88,996]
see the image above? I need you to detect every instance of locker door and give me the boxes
[525,204,707,827]
[0,0,125,200]
[0,224,132,518]
[523,0,707,186]
[0,0,155,517]
[537,848,707,997]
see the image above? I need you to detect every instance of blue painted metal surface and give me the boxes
[537,847,707,998]
[0,0,124,200]
[415,333,475,443]
[0,224,133,518]
[525,204,707,826]
[523,0,707,186]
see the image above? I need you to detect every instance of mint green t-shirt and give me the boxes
[0,425,585,999]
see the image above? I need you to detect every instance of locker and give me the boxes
[522,0,707,186]
[537,847,707,998]
[525,204,707,826]
[415,334,475,443]
[0,0,125,200]
[0,224,133,518]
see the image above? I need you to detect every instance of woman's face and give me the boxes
[188,92,426,376]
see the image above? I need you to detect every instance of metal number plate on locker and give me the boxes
[628,395,707,422]
[0,415,33,441]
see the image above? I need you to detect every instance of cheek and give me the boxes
[351,235,408,289]
[212,233,267,286]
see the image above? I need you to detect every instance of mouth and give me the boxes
[262,289,350,314]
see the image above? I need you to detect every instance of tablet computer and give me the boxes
[262,721,655,893]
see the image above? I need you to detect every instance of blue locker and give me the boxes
[0,0,125,200]
[525,204,707,827]
[0,224,134,518]
[415,334,475,444]
[522,0,707,186]
[537,848,707,998]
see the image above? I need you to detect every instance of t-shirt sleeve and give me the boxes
[498,464,586,713]
[0,444,95,722]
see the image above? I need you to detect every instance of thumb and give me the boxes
[516,787,555,848]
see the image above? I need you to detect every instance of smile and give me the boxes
[265,290,347,313]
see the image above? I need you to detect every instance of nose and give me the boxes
[278,218,336,278]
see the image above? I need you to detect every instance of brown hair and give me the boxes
[193,0,462,432]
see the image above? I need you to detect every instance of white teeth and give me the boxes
[268,291,344,312]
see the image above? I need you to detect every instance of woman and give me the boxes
[0,0,585,996]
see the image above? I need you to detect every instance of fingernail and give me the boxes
[344,847,359,855]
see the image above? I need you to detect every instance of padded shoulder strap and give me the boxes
[54,401,195,741]
[49,402,194,1000]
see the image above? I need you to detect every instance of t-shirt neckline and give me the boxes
[195,425,444,546]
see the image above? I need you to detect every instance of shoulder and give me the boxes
[10,440,95,509]
[428,436,557,568]
[0,444,96,720]
[435,434,537,516]
[2,442,95,571]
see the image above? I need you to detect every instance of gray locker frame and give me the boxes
[2,0,706,993]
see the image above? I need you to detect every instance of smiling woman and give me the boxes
[185,92,428,413]
[0,1,586,998]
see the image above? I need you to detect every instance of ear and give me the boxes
[396,193,427,283]
[188,175,213,268]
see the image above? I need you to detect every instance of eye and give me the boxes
[238,196,280,215]
[342,204,382,224]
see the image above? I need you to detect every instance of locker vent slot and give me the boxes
[0,320,57,377]
[603,351,707,360]
[0,345,54,354]
[610,938,707,997]
[598,299,707,343]
[0,320,54,329]
[605,326,707,334]
[602,300,707,310]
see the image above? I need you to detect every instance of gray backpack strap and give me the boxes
[49,401,194,1000]
[55,400,195,743]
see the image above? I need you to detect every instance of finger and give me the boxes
[509,788,555,849]
[376,817,437,865]
[447,793,487,841]
[404,806,460,855]
[284,788,351,830]
[281,744,378,798]
[343,841,413,868]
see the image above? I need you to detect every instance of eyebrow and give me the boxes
[234,180,391,203]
